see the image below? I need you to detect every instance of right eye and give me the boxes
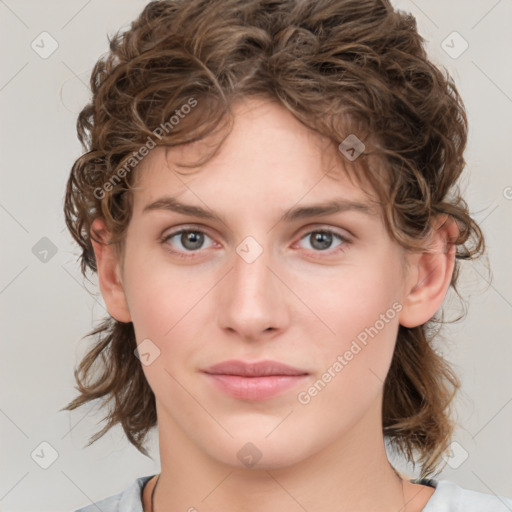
[161,228,216,258]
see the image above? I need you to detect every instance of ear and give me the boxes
[399,215,459,328]
[90,218,132,323]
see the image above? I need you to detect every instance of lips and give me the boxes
[203,360,309,377]
[202,360,309,401]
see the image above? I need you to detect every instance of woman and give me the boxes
[63,1,512,510]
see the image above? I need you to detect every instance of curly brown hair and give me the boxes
[63,0,484,477]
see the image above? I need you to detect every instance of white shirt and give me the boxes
[73,475,512,511]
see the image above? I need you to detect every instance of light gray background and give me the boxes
[1,1,511,510]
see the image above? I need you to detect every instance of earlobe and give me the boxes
[399,215,458,328]
[90,218,132,323]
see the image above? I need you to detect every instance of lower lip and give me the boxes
[203,373,309,401]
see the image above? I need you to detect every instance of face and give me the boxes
[118,98,413,469]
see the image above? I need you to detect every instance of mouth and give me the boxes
[201,360,310,401]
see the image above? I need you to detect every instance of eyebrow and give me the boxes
[142,195,377,224]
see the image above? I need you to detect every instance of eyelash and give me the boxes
[160,225,351,260]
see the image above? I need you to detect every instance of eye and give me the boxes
[161,228,215,257]
[161,226,350,259]
[296,229,349,255]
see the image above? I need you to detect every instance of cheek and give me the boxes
[296,277,401,434]
[121,241,195,336]
[300,257,403,390]
[121,249,214,386]
[122,256,203,398]
[311,262,402,338]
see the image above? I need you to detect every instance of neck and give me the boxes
[148,407,416,512]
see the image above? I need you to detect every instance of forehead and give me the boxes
[131,98,380,216]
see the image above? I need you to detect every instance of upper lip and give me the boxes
[202,360,309,377]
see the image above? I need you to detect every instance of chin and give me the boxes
[205,435,314,471]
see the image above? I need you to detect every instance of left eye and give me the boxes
[296,230,347,253]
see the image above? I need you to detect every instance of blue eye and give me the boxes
[162,229,214,257]
[161,227,349,259]
[297,230,348,254]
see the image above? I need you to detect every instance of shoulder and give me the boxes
[419,479,512,511]
[72,475,155,512]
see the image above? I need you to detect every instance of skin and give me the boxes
[92,98,458,512]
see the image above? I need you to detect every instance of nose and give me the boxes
[217,240,289,342]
